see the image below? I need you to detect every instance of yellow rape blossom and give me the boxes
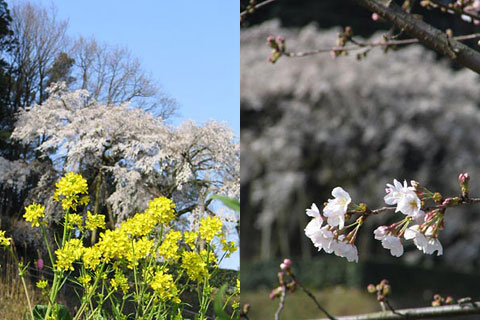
[181,251,209,282]
[199,216,223,242]
[55,239,83,271]
[220,238,238,258]
[36,280,48,289]
[82,246,102,270]
[200,249,217,265]
[0,230,11,247]
[23,203,46,227]
[150,270,180,303]
[126,237,155,268]
[111,271,129,294]
[77,274,92,287]
[183,232,197,250]
[53,172,89,211]
[158,231,182,262]
[145,197,176,225]
[67,213,83,230]
[121,212,157,237]
[95,229,130,263]
[85,211,106,231]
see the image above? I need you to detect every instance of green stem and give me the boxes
[9,247,34,320]
[20,271,35,320]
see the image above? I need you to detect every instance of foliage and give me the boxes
[10,82,239,226]
[0,172,240,319]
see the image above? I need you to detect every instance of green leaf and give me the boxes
[29,304,72,320]
[213,284,231,320]
[210,195,240,212]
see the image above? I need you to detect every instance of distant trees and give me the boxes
[11,83,239,228]
[1,1,231,239]
[71,37,177,118]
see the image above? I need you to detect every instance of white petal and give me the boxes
[306,203,321,219]
[332,187,350,202]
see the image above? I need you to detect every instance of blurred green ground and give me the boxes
[242,286,379,319]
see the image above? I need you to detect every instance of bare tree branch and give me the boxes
[351,0,480,73]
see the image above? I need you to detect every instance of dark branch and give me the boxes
[351,0,480,73]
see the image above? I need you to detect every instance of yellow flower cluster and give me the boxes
[95,229,130,264]
[232,278,241,310]
[67,213,83,230]
[111,271,129,294]
[221,238,238,258]
[183,232,197,250]
[121,212,157,237]
[158,231,182,262]
[77,274,92,287]
[23,203,46,227]
[55,238,84,271]
[85,211,106,231]
[126,237,155,268]
[53,172,89,211]
[145,197,176,225]
[150,270,180,303]
[0,230,11,247]
[82,246,102,270]
[65,211,106,232]
[36,280,48,289]
[181,250,216,282]
[199,216,223,242]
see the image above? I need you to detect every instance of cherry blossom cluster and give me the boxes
[305,173,475,262]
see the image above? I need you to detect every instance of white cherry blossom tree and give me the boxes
[11,82,239,228]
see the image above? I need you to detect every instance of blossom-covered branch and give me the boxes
[11,82,239,225]
[305,174,476,262]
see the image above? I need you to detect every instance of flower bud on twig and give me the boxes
[459,173,470,198]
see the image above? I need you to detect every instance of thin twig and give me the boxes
[274,283,287,320]
[384,299,406,319]
[284,33,480,58]
[240,0,278,17]
[296,281,337,320]
[287,271,336,319]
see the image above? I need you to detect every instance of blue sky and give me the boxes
[12,0,239,269]
[28,0,239,135]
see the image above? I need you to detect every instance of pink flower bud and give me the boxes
[282,258,292,267]
[459,173,470,184]
[266,35,275,43]
[37,258,44,270]
[372,13,380,21]
[276,36,285,43]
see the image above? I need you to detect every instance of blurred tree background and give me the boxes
[241,0,480,317]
